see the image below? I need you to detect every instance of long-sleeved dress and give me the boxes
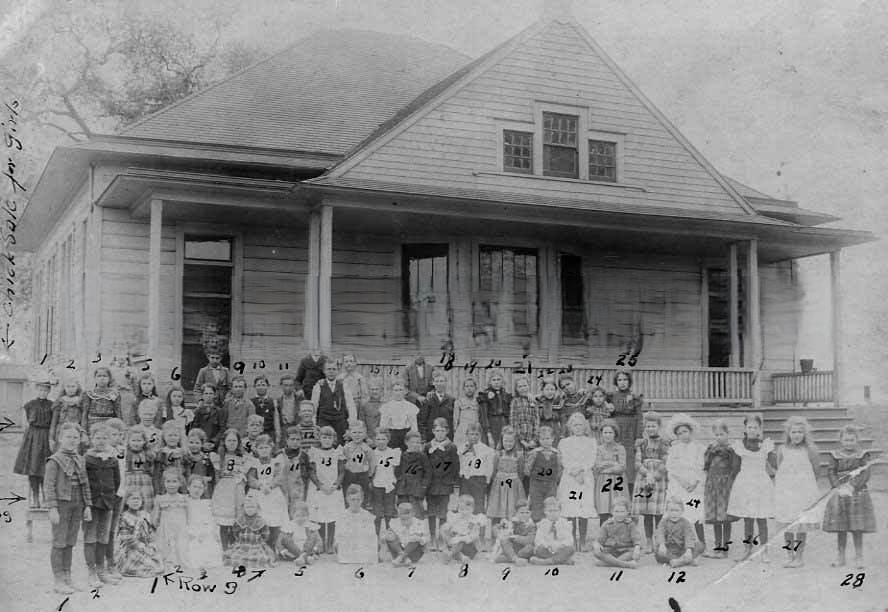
[13,397,54,477]
[212,452,252,526]
[453,395,484,448]
[557,435,598,519]
[81,388,121,436]
[509,395,539,451]
[224,514,276,567]
[631,435,670,516]
[822,449,876,533]
[666,440,706,524]
[703,442,740,523]
[116,510,164,577]
[186,497,224,569]
[155,493,188,566]
[487,448,526,520]
[608,389,644,484]
[593,441,626,516]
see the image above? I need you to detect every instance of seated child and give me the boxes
[336,484,378,564]
[440,494,483,564]
[592,497,642,569]
[382,502,430,567]
[492,500,536,566]
[654,497,704,567]
[278,501,322,564]
[530,497,575,565]
[184,475,223,570]
[115,491,164,577]
[224,496,277,568]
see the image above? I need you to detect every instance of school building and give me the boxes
[17,14,875,448]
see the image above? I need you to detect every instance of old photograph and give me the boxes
[0,1,884,611]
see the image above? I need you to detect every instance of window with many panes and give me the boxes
[588,139,617,182]
[401,244,451,349]
[474,246,538,347]
[543,112,578,178]
[503,130,533,173]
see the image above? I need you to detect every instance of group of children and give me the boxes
[11,356,878,593]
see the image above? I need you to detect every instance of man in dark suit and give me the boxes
[403,355,434,406]
[418,371,454,442]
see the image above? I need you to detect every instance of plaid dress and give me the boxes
[82,388,121,436]
[116,510,164,577]
[125,450,156,514]
[703,442,739,523]
[631,436,669,516]
[224,515,276,568]
[822,450,876,533]
[509,396,539,451]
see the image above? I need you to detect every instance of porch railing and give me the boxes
[771,371,834,404]
[357,363,754,404]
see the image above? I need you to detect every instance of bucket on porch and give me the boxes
[799,359,814,374]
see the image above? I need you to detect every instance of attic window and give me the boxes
[588,140,617,182]
[543,112,578,178]
[503,130,533,173]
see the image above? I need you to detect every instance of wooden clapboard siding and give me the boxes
[759,260,803,403]
[343,20,746,216]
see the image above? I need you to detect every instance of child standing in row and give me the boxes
[50,378,85,452]
[537,378,562,443]
[666,414,707,551]
[185,475,223,569]
[341,420,374,508]
[83,424,122,586]
[397,431,431,518]
[557,412,597,551]
[525,426,562,522]
[82,367,122,437]
[426,417,459,550]
[190,384,222,451]
[459,422,495,516]
[212,429,253,550]
[308,426,345,552]
[487,426,526,524]
[371,430,402,532]
[478,370,511,448]
[276,375,303,447]
[609,371,644,490]
[585,387,615,441]
[124,425,156,514]
[340,353,368,409]
[359,377,384,444]
[13,377,54,506]
[154,421,186,493]
[194,350,230,405]
[222,377,254,437]
[419,372,454,442]
[250,434,288,546]
[593,420,626,526]
[137,399,163,452]
[510,377,539,453]
[702,420,740,558]
[379,381,419,451]
[154,469,188,569]
[279,425,310,517]
[728,413,774,562]
[160,384,192,442]
[251,375,277,439]
[453,378,484,448]
[632,411,669,552]
[183,428,216,498]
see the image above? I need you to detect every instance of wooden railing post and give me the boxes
[747,239,762,409]
[830,250,843,407]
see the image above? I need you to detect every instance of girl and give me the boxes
[183,428,216,498]
[82,367,122,437]
[702,419,740,558]
[248,434,288,547]
[83,424,121,587]
[822,424,876,568]
[154,468,189,569]
[425,417,459,551]
[557,375,590,434]
[224,496,277,568]
[771,416,821,567]
[453,377,485,448]
[477,369,511,448]
[728,413,775,562]
[115,491,164,577]
[609,370,644,489]
[537,378,562,443]
[212,428,254,551]
[13,378,53,506]
[132,373,159,428]
[593,420,626,526]
[136,399,163,452]
[336,484,378,564]
[160,384,193,443]
[190,383,222,451]
[46,422,92,594]
[586,386,615,441]
[378,380,419,451]
[632,411,670,553]
[510,376,539,453]
[307,425,345,553]
[154,421,186,494]
[666,413,707,552]
[525,425,562,522]
[557,412,598,551]
[124,425,156,514]
[184,475,223,569]
[50,377,85,453]
[243,414,265,456]
[487,425,526,525]
[339,353,369,409]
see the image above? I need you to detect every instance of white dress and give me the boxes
[185,498,223,569]
[727,438,775,518]
[666,440,706,524]
[556,435,598,518]
[307,446,345,523]
[249,456,289,528]
[337,509,378,564]
[774,445,821,529]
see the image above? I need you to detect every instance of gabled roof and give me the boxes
[722,175,840,226]
[121,29,470,155]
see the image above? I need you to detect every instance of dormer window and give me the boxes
[543,112,578,178]
[503,130,534,174]
[588,139,617,182]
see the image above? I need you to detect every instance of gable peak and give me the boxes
[539,0,576,21]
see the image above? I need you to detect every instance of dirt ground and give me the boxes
[1,433,885,612]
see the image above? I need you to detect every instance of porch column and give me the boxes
[746,239,762,408]
[148,199,163,359]
[728,243,740,367]
[830,250,843,407]
[304,211,320,350]
[318,205,333,354]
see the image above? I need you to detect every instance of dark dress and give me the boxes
[703,442,740,523]
[525,448,562,522]
[822,449,876,533]
[13,398,54,476]
[396,450,432,518]
[477,387,511,448]
[295,355,326,398]
[608,389,644,485]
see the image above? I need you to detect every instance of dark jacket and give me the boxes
[44,450,92,508]
[418,393,454,442]
[85,451,121,510]
[295,355,327,398]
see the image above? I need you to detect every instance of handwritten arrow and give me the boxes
[0,492,26,505]
[0,416,14,433]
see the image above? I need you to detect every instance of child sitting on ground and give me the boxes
[440,494,483,564]
[654,496,704,567]
[492,500,536,566]
[278,501,322,564]
[530,496,575,565]
[381,501,430,567]
[592,497,642,569]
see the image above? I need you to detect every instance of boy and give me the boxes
[220,376,254,437]
[493,500,536,566]
[396,431,431,519]
[46,422,93,593]
[193,350,230,405]
[296,400,321,452]
[378,380,419,451]
[104,418,127,576]
[440,494,482,563]
[403,355,434,406]
[477,369,511,448]
[593,497,642,569]
[190,383,222,451]
[341,420,374,507]
[276,374,302,447]
[382,502,429,566]
[278,501,322,563]
[295,350,326,399]
[459,422,495,515]
[311,361,355,444]
[279,426,310,516]
[655,497,704,567]
[418,372,454,442]
[359,377,384,445]
[83,424,122,586]
[425,418,459,551]
[530,497,575,565]
[371,429,401,533]
[251,375,277,439]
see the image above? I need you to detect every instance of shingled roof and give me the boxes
[120,29,470,155]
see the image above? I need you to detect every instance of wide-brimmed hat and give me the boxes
[28,369,53,386]
[669,412,697,435]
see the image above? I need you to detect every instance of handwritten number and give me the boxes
[473,458,481,469]
[601,477,623,492]
[407,566,416,578]
[667,571,687,583]
[354,567,365,579]
[544,567,559,576]
[65,359,75,369]
[233,361,246,375]
[170,366,181,381]
[502,478,512,488]
[294,565,307,577]
[840,573,865,588]
[568,491,583,500]
[628,355,638,366]
[616,354,626,366]
[458,563,469,578]
[226,459,235,472]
